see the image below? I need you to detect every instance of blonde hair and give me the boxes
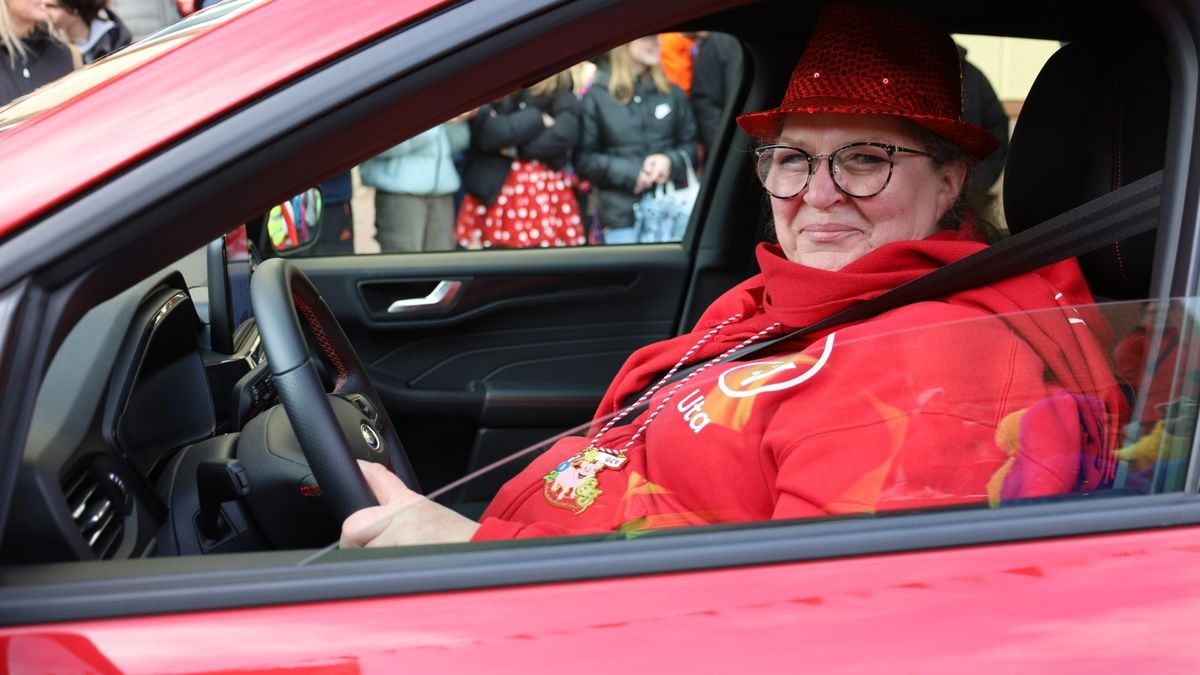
[607,42,670,105]
[0,1,30,63]
[569,61,596,97]
[527,70,572,98]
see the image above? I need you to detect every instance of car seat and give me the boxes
[1004,36,1168,301]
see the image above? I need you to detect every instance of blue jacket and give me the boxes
[359,123,469,196]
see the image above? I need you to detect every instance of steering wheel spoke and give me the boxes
[250,258,421,523]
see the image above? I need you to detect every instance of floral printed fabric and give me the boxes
[455,159,585,248]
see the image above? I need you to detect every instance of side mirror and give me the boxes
[266,187,323,255]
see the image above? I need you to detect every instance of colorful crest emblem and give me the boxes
[543,447,626,514]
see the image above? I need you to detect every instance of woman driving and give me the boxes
[341,2,1125,547]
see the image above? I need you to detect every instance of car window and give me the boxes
[276,33,741,257]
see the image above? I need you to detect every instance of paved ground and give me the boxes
[350,169,381,255]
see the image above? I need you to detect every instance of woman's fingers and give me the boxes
[340,504,397,548]
[341,461,419,547]
[357,459,415,506]
[641,154,672,184]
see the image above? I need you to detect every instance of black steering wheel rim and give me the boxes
[249,257,420,522]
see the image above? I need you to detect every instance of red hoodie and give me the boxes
[474,233,1125,540]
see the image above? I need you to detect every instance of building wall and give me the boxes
[954,35,1062,115]
[111,0,181,42]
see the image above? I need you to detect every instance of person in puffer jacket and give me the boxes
[576,36,698,243]
[1,0,74,107]
[455,70,585,249]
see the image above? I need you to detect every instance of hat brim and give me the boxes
[736,99,1000,161]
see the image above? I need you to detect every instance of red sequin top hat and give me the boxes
[736,2,998,160]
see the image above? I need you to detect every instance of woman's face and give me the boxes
[6,0,49,28]
[627,36,661,69]
[769,113,967,271]
[43,0,79,33]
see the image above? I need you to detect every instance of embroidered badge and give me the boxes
[543,447,627,514]
[655,103,672,119]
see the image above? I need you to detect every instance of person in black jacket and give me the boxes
[455,71,586,248]
[690,31,743,151]
[45,0,132,64]
[1,0,75,107]
[958,45,1009,198]
[577,36,699,243]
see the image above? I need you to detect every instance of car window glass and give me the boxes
[324,298,1200,557]
[280,33,740,257]
[0,0,267,130]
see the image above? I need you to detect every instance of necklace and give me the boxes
[543,313,780,514]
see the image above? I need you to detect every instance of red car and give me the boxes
[1,0,1199,671]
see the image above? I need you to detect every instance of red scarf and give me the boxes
[596,228,1125,486]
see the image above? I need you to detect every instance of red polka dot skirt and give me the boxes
[456,159,585,248]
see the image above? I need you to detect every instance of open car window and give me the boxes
[264,33,742,258]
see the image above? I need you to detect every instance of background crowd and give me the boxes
[359,32,739,253]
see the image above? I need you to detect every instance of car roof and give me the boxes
[0,0,450,240]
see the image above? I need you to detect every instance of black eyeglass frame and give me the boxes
[753,142,935,199]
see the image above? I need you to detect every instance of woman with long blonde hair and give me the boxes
[456,69,585,248]
[1,0,74,107]
[576,36,698,243]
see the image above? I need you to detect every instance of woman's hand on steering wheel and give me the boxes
[340,461,479,548]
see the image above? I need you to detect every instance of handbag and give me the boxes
[632,153,699,243]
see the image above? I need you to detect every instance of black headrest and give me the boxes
[1003,39,1168,300]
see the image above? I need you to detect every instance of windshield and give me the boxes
[0,0,268,131]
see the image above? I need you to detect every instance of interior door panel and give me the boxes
[297,245,691,494]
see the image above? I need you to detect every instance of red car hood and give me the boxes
[0,0,449,240]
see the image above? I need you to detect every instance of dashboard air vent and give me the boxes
[63,465,125,559]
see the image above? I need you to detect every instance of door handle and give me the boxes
[386,280,463,314]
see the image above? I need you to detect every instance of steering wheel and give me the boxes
[249,257,420,522]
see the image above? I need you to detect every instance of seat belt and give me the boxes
[617,169,1163,413]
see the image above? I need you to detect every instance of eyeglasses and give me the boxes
[753,142,934,199]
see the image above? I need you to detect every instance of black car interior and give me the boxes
[1005,34,1168,302]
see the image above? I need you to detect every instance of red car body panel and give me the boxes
[0,0,449,240]
[5,525,1200,673]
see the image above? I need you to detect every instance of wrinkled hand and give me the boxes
[635,153,672,194]
[340,460,480,548]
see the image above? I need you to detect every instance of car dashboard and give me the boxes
[1,266,267,564]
